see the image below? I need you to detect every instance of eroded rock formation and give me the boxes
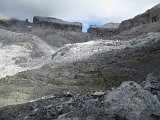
[87,23,119,37]
[33,16,82,32]
[118,3,160,32]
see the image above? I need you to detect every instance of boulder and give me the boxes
[104,81,160,120]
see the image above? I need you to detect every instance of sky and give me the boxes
[0,0,160,32]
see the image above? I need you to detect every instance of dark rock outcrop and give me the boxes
[33,16,82,32]
[87,23,119,37]
[118,4,160,32]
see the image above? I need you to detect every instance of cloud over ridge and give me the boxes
[0,0,159,26]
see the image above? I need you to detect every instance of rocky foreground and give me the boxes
[0,73,160,120]
[0,3,160,120]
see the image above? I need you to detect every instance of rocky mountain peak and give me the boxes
[33,16,82,32]
[118,3,160,32]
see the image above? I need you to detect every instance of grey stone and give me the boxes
[91,91,105,98]
[104,81,160,120]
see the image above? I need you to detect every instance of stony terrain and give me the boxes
[0,73,160,120]
[0,30,160,108]
[0,3,160,120]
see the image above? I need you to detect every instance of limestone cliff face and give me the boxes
[87,23,120,37]
[33,16,82,32]
[118,4,160,32]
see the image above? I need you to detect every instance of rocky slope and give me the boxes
[0,32,160,107]
[118,3,160,32]
[31,27,92,47]
[31,16,92,48]
[0,73,160,120]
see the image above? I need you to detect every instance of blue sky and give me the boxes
[0,0,160,32]
[69,18,108,32]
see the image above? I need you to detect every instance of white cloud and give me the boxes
[0,12,9,20]
[0,0,159,23]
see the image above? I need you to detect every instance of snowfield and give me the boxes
[0,28,160,78]
[52,32,160,63]
[0,29,56,78]
[0,44,30,78]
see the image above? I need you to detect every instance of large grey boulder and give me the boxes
[104,81,160,120]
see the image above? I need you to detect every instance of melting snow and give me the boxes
[0,28,159,78]
[0,29,56,78]
[0,44,30,77]
[52,33,160,63]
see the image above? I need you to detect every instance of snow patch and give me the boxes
[0,29,56,78]
[52,33,160,63]
[0,44,30,78]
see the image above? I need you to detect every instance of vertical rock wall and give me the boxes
[33,16,82,32]
[118,4,160,32]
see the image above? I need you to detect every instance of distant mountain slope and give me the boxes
[0,17,93,48]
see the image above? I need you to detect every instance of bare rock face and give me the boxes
[118,3,160,32]
[33,16,82,32]
[88,23,120,37]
